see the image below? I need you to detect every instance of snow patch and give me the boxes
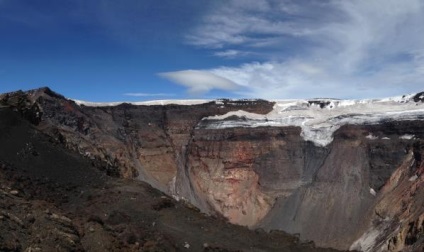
[201,93,424,146]
[74,92,424,147]
[370,188,377,196]
[300,125,340,147]
[72,99,211,107]
[409,174,418,182]
[366,134,378,140]
[350,227,384,252]
[399,134,415,140]
[184,242,190,249]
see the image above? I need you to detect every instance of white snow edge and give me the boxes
[200,93,424,147]
[72,99,212,106]
[71,93,424,147]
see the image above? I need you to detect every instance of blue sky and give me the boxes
[1,0,424,101]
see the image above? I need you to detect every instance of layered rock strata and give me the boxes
[2,87,424,251]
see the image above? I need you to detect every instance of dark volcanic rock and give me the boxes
[413,91,424,102]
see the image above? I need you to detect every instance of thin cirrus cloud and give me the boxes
[158,70,241,95]
[164,0,424,99]
[213,50,252,59]
[124,93,175,97]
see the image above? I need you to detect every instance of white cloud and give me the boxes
[213,50,252,59]
[159,70,240,95]
[210,61,345,99]
[186,0,327,49]
[173,0,424,99]
[124,93,175,97]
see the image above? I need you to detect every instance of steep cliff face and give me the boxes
[186,127,301,227]
[2,87,424,251]
[192,97,424,250]
[258,123,424,249]
[0,88,274,192]
[350,131,424,252]
[0,107,338,252]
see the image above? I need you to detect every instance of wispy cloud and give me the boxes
[168,0,424,99]
[159,70,241,95]
[185,0,329,49]
[124,93,175,97]
[213,50,252,59]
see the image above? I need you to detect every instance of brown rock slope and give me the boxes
[1,87,424,251]
[0,105,338,252]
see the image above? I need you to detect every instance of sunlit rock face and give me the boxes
[2,87,424,251]
[186,127,300,227]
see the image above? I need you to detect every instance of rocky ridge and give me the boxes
[1,87,424,251]
[0,102,337,252]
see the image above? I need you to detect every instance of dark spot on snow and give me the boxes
[308,100,331,109]
[413,92,424,102]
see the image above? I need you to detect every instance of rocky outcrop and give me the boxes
[2,87,424,251]
[185,127,300,227]
[2,108,334,252]
[0,88,273,192]
[350,135,424,252]
[258,123,424,249]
